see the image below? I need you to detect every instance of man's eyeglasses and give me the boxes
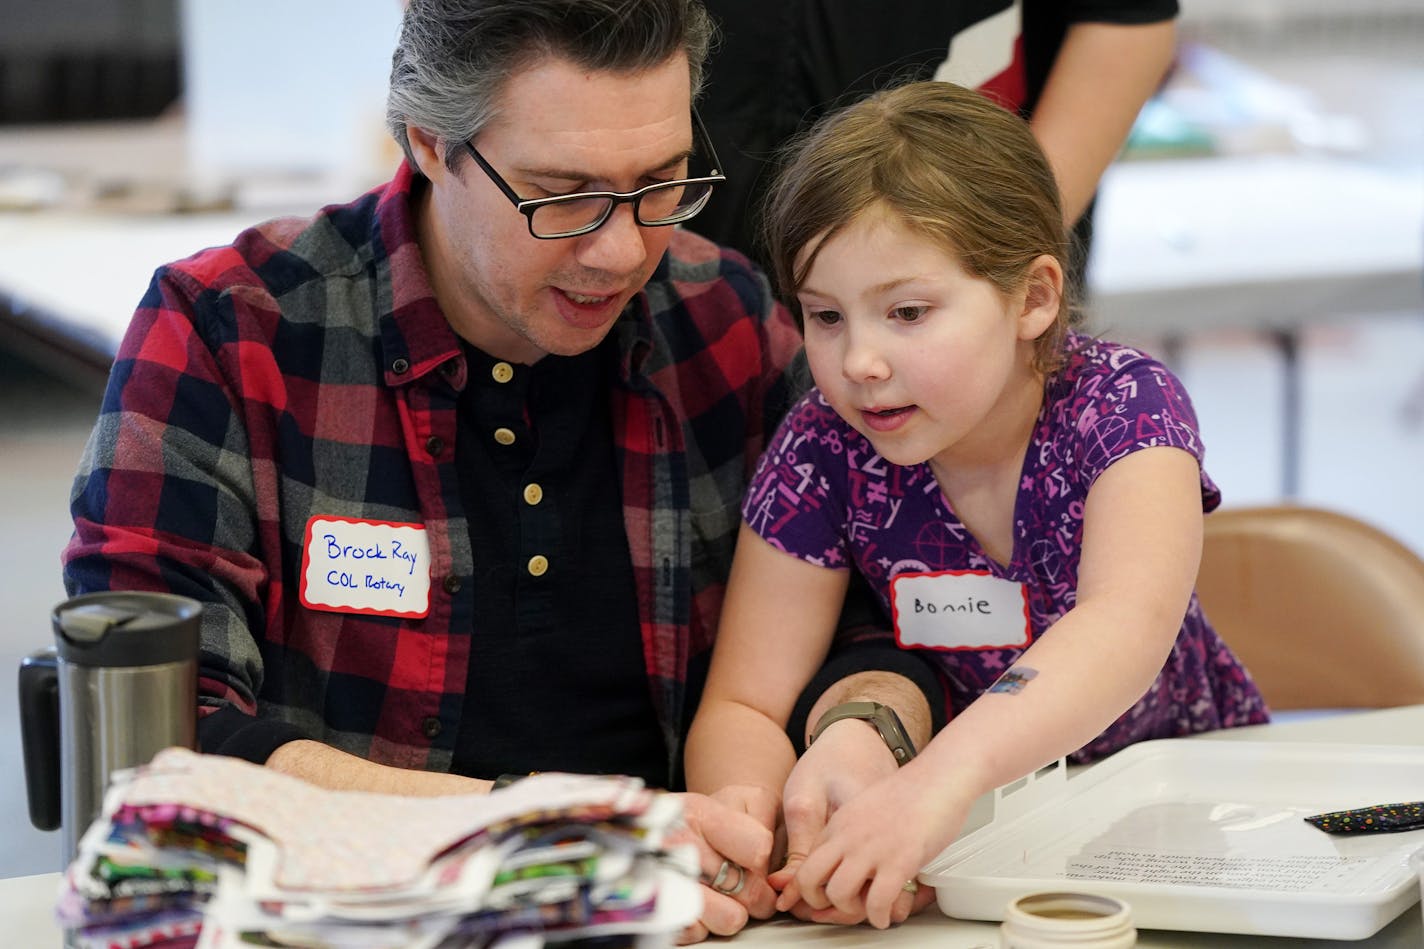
[462,109,726,240]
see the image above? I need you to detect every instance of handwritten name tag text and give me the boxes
[300,516,432,618]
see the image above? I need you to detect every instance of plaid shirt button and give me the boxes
[391,357,410,374]
[421,716,442,739]
[442,575,462,595]
[438,358,459,377]
[425,435,445,456]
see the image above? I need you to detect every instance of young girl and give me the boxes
[684,80,1268,929]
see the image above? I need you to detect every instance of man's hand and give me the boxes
[769,718,932,925]
[672,791,779,944]
[709,783,780,841]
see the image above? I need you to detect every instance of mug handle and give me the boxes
[18,647,61,831]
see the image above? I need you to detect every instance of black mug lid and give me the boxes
[52,592,201,667]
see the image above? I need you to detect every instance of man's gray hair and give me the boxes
[387,0,716,172]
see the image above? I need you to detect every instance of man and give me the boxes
[63,0,820,939]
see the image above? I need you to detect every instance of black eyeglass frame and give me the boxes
[461,108,726,240]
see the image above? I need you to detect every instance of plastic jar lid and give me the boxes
[1001,891,1136,948]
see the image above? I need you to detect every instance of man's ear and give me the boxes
[1017,254,1064,342]
[406,124,448,182]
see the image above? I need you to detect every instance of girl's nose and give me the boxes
[842,326,891,383]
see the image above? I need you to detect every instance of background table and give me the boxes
[3,705,1421,948]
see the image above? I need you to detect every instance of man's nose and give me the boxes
[575,203,648,276]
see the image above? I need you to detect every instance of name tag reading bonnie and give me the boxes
[890,569,1031,651]
[299,516,431,618]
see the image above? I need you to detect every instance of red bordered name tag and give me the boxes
[299,515,431,618]
[890,569,1031,651]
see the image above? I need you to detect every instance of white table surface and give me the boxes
[5,705,1422,948]
[1086,155,1424,340]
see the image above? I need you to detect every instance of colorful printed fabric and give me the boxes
[743,335,1269,762]
[1306,801,1424,835]
[60,748,699,948]
[62,161,803,783]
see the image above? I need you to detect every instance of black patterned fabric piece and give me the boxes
[1305,802,1424,835]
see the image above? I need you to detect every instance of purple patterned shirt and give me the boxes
[743,335,1268,761]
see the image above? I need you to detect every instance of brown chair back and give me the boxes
[1196,505,1424,710]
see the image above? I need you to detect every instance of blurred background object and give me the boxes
[181,0,404,198]
[0,0,179,125]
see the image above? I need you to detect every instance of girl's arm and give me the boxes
[794,445,1205,928]
[685,524,851,812]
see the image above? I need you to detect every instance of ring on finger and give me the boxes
[709,858,747,896]
[902,879,920,895]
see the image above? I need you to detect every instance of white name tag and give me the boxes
[299,516,431,618]
[890,570,1030,651]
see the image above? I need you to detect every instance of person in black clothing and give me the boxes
[691,0,1178,290]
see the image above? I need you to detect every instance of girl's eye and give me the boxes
[893,305,928,323]
[806,309,842,327]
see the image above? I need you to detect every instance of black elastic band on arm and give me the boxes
[198,705,311,765]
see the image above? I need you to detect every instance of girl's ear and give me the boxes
[1017,254,1064,342]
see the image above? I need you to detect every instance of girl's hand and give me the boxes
[790,763,971,929]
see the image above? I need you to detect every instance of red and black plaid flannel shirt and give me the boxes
[63,162,803,782]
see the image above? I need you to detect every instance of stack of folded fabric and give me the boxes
[56,747,700,948]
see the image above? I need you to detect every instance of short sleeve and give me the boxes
[741,390,856,568]
[1064,347,1221,511]
[1064,0,1179,25]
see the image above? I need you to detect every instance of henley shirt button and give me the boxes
[493,427,516,446]
[391,357,410,375]
[491,362,514,383]
[442,574,462,595]
[421,716,442,739]
[527,554,549,577]
[425,434,445,456]
[522,483,543,505]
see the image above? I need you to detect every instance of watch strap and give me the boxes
[809,701,917,765]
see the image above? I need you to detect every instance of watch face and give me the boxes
[870,705,916,764]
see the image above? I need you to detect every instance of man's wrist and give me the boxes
[809,701,917,765]
[788,645,944,754]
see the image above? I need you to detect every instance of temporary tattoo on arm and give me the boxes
[988,667,1038,695]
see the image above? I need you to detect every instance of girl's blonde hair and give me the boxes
[762,80,1074,374]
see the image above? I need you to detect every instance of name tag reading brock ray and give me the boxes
[890,569,1030,651]
[299,516,431,618]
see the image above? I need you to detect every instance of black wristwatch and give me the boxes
[492,771,537,790]
[808,701,917,765]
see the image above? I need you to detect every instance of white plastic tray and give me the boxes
[921,740,1424,940]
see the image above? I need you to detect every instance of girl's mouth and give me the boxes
[861,405,915,432]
